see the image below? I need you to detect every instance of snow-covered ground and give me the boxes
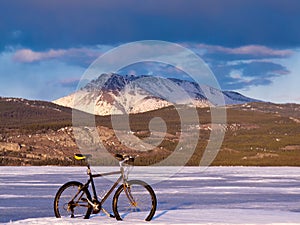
[1,166,300,224]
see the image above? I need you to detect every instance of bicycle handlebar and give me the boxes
[74,153,137,167]
[115,154,137,166]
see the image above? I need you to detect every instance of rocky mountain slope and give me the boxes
[53,74,261,115]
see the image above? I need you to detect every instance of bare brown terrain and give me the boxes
[1,97,300,166]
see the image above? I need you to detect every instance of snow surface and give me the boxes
[1,166,300,225]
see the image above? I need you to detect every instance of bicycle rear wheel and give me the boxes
[54,181,92,219]
[113,180,157,221]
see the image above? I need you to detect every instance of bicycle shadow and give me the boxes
[152,202,193,220]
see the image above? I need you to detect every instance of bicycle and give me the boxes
[54,153,157,221]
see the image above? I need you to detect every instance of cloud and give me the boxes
[12,44,291,72]
[193,44,293,58]
[239,49,300,103]
[182,43,293,91]
[234,61,290,77]
[231,45,292,57]
[12,47,112,66]
[0,43,298,103]
[13,49,66,63]
[117,61,189,79]
[212,60,290,90]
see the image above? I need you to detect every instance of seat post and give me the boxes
[87,163,91,175]
[87,163,98,200]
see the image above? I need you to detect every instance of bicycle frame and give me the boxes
[88,167,122,204]
[72,159,132,214]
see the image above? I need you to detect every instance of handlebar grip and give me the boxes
[115,153,124,160]
[114,154,136,163]
[128,156,135,163]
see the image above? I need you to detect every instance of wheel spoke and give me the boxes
[113,180,157,221]
[54,181,92,219]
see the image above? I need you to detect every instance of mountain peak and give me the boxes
[54,74,262,115]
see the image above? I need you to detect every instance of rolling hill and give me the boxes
[0,97,300,166]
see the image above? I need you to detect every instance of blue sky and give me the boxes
[0,0,300,103]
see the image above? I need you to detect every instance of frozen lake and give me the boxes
[1,166,300,224]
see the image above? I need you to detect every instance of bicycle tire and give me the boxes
[54,181,92,219]
[113,180,157,221]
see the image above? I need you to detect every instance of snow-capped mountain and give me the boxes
[53,74,261,115]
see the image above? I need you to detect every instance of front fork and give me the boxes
[123,182,137,207]
[121,164,137,207]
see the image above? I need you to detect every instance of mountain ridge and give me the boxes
[53,73,262,115]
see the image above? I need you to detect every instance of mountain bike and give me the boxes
[54,153,157,221]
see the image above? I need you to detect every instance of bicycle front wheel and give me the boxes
[113,180,157,221]
[54,181,92,219]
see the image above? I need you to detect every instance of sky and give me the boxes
[0,0,300,103]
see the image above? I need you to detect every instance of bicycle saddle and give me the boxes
[74,153,92,160]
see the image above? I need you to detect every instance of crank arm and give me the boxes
[84,198,99,210]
